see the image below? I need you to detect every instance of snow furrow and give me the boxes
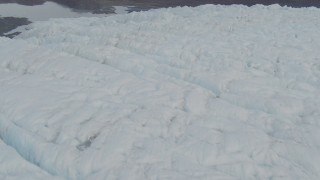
[0,114,63,179]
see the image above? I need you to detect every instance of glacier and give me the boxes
[1,4,320,180]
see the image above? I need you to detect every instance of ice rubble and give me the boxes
[1,4,320,180]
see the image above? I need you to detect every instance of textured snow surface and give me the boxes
[1,4,320,179]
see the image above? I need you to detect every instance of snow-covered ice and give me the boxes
[1,4,320,179]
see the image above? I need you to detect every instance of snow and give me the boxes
[1,4,320,179]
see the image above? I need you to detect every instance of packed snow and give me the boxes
[1,4,320,180]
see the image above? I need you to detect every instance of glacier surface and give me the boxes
[1,4,320,180]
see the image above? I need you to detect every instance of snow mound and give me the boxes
[1,4,320,179]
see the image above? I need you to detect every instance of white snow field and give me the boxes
[1,4,320,180]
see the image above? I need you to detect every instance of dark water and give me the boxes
[0,17,30,37]
[1,0,320,37]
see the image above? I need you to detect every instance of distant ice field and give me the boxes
[1,4,320,180]
[0,1,128,21]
